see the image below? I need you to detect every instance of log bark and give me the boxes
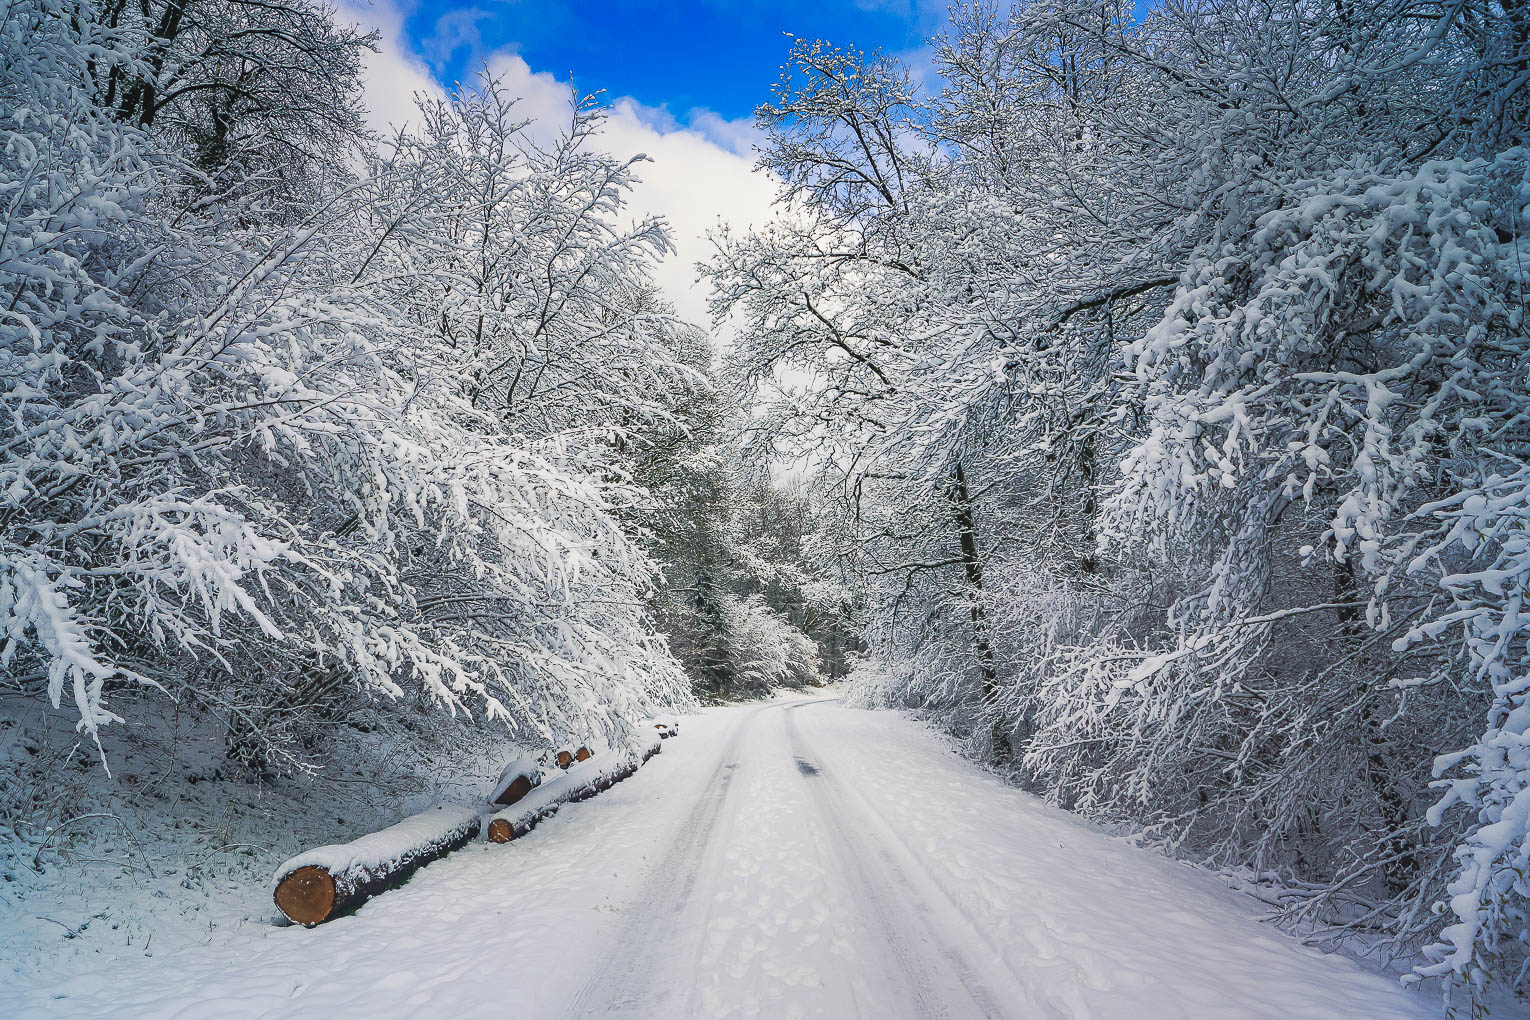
[273,807,481,926]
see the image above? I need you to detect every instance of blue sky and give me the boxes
[343,1,948,332]
[348,0,1150,330]
[402,0,946,123]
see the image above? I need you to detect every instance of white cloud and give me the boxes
[603,97,776,334]
[336,1,446,136]
[483,53,778,337]
[419,6,492,72]
[684,109,763,158]
[340,2,779,339]
[481,51,571,125]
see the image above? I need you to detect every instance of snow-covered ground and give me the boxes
[2,696,1436,1018]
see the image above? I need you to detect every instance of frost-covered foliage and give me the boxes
[629,381,842,698]
[719,594,824,693]
[711,0,1530,1002]
[1,0,689,775]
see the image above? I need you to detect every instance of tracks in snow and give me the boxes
[562,704,766,1018]
[782,700,1038,1020]
[564,698,1036,1019]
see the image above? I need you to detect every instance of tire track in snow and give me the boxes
[561,704,770,1019]
[783,700,1047,1020]
[781,702,964,1019]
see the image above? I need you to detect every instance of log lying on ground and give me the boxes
[646,713,681,738]
[489,755,542,807]
[273,805,481,926]
[487,733,663,844]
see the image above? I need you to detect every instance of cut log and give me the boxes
[487,732,662,846]
[273,865,336,925]
[489,755,542,807]
[272,805,481,926]
[554,748,575,769]
[496,774,533,808]
[574,745,592,762]
[646,713,680,738]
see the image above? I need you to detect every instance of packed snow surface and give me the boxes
[4,697,1436,1018]
[274,805,481,883]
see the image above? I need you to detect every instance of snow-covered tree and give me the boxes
[0,0,691,775]
[715,0,1530,1002]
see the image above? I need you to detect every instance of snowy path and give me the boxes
[4,697,1434,1018]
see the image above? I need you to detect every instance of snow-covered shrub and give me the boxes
[0,0,688,775]
[718,594,823,694]
[1103,150,1530,993]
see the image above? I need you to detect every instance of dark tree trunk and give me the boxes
[1079,428,1099,575]
[1333,554,1418,892]
[119,0,189,127]
[949,461,1010,759]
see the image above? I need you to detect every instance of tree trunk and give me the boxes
[1333,556,1419,892]
[949,461,1009,759]
[120,0,189,127]
[1079,428,1099,575]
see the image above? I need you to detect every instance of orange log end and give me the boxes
[555,750,574,769]
[487,818,514,843]
[494,774,533,807]
[274,865,337,926]
[574,746,592,762]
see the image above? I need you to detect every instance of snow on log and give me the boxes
[272,805,481,926]
[487,733,663,844]
[646,713,680,738]
[489,755,543,807]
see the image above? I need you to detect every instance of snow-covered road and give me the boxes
[5,697,1435,1018]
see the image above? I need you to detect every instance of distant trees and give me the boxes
[629,376,842,698]
[712,0,1530,1004]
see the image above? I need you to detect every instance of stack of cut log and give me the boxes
[271,727,672,926]
[647,713,681,738]
[486,733,662,843]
